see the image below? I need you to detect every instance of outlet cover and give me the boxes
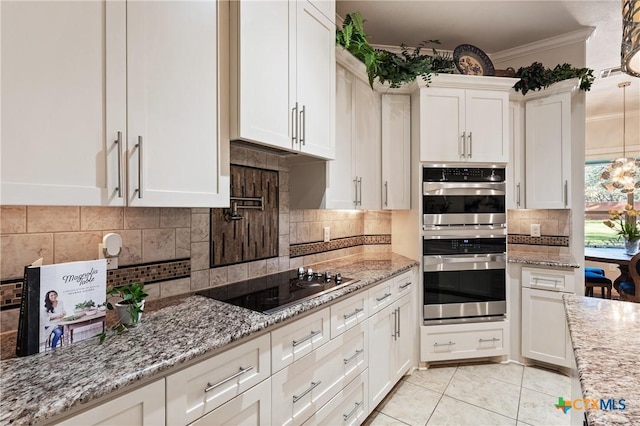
[323,227,330,242]
[530,224,541,237]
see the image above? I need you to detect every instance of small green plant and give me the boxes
[97,282,148,343]
[513,62,594,95]
[336,12,454,88]
[75,300,96,309]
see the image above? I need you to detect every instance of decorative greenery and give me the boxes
[74,300,95,310]
[97,282,148,343]
[336,12,454,88]
[603,205,639,243]
[513,62,595,95]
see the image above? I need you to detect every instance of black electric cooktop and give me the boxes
[196,269,357,314]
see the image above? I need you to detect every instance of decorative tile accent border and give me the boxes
[290,235,391,258]
[107,259,191,288]
[508,235,569,247]
[0,259,191,310]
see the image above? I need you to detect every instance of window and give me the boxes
[585,161,639,247]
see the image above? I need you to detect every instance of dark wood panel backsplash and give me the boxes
[210,165,279,266]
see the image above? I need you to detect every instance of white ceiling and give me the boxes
[335,0,640,120]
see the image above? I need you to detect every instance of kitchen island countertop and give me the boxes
[564,295,640,425]
[0,252,418,425]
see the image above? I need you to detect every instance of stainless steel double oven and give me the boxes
[422,165,507,324]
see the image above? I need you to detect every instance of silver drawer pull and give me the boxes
[293,381,321,403]
[204,366,253,393]
[343,349,364,365]
[343,308,364,320]
[479,338,500,343]
[343,401,364,421]
[376,293,392,302]
[433,341,455,347]
[399,282,411,290]
[293,330,321,347]
[114,131,123,198]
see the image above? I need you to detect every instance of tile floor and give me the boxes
[364,362,572,426]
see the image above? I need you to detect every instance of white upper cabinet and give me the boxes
[414,75,516,164]
[1,0,229,207]
[231,0,335,160]
[381,94,411,210]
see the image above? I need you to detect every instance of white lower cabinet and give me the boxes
[302,370,369,426]
[58,379,165,426]
[521,287,573,368]
[421,321,508,362]
[165,333,271,425]
[190,378,272,426]
[271,322,367,426]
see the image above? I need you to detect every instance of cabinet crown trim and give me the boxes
[410,74,519,92]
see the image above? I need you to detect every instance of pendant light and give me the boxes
[622,0,640,77]
[600,81,639,194]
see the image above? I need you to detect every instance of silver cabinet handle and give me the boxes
[468,131,473,158]
[353,178,358,206]
[204,366,253,393]
[293,381,321,403]
[479,338,500,343]
[299,104,306,146]
[357,177,362,206]
[384,181,388,207]
[343,308,364,320]
[516,183,521,207]
[115,131,123,198]
[343,348,364,365]
[391,309,397,340]
[136,136,143,199]
[564,180,568,207]
[399,282,411,290]
[460,131,466,158]
[293,329,321,347]
[291,103,298,146]
[396,307,400,338]
[376,293,392,302]
[433,341,455,347]
[343,401,364,421]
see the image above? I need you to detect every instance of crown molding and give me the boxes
[413,73,519,91]
[490,27,595,64]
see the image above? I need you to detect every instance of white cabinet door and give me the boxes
[230,0,292,150]
[367,305,394,409]
[521,287,572,368]
[524,92,571,209]
[190,379,272,426]
[382,94,411,210]
[58,379,165,426]
[418,88,465,162]
[507,100,525,209]
[392,294,413,380]
[126,0,228,207]
[0,0,126,206]
[353,78,381,210]
[465,90,509,163]
[296,0,335,159]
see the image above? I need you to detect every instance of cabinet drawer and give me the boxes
[166,333,270,426]
[302,370,368,426]
[368,279,394,315]
[271,307,331,373]
[271,322,367,426]
[522,266,575,293]
[394,271,414,299]
[330,291,368,339]
[421,322,507,362]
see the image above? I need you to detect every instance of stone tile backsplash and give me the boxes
[0,146,392,332]
[507,209,572,254]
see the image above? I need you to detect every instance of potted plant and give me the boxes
[603,204,640,255]
[97,282,148,342]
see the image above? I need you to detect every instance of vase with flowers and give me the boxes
[603,204,640,255]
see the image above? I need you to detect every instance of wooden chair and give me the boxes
[584,267,612,299]
[620,253,640,302]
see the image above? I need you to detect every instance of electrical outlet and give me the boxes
[323,226,330,242]
[530,224,541,237]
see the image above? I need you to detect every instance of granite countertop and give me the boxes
[0,252,418,425]
[507,252,580,268]
[564,295,640,425]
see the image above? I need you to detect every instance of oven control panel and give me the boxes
[423,167,505,182]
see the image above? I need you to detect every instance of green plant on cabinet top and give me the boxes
[513,62,595,95]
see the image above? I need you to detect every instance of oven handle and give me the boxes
[423,254,506,271]
[423,187,505,197]
[423,231,506,239]
[423,181,505,191]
